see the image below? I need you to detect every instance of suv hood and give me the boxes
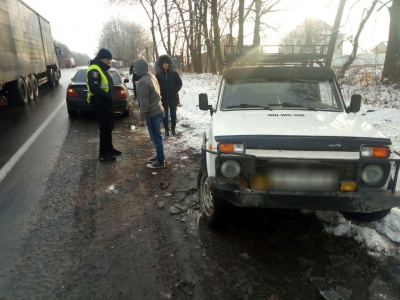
[213,110,386,139]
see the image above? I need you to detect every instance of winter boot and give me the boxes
[99,154,117,162]
[171,121,176,136]
[163,120,170,137]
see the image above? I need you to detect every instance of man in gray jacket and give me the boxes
[133,58,165,168]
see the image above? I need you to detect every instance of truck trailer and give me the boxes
[0,0,61,106]
[64,57,75,68]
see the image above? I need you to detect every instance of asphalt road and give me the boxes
[0,69,76,291]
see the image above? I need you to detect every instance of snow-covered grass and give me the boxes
[149,70,400,257]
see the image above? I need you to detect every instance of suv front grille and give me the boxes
[215,154,398,192]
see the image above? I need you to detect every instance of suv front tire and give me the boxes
[198,170,229,228]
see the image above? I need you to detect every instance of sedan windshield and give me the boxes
[221,79,343,111]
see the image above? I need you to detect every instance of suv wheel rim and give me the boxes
[200,175,213,217]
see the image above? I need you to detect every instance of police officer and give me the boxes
[87,48,121,161]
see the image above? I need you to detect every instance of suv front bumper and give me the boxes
[210,178,400,213]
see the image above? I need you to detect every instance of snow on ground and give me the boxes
[142,71,400,258]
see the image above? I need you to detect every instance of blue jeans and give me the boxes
[146,113,165,162]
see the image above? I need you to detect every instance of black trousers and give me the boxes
[133,84,137,99]
[91,100,114,155]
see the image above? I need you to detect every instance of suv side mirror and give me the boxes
[199,93,212,111]
[348,94,361,113]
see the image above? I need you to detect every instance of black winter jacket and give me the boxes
[129,64,139,82]
[87,58,116,106]
[155,55,182,106]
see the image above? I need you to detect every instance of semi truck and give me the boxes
[64,57,76,68]
[0,0,62,106]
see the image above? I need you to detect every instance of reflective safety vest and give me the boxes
[86,64,109,103]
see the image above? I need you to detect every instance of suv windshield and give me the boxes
[74,69,122,85]
[221,79,343,111]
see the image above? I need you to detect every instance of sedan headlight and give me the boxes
[220,160,241,178]
[361,164,384,185]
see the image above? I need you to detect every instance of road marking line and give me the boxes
[0,101,66,184]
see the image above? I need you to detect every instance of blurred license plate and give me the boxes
[268,168,339,192]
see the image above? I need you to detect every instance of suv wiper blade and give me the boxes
[279,102,317,111]
[226,103,272,110]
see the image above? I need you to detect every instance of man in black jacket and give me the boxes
[87,48,121,161]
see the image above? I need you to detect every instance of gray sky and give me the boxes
[23,0,148,57]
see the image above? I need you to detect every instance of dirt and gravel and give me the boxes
[2,102,400,300]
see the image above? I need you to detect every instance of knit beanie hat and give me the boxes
[96,48,112,59]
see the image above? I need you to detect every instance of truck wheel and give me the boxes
[54,69,60,86]
[24,76,34,101]
[198,170,228,228]
[30,75,39,99]
[14,77,28,104]
[341,209,391,222]
[47,69,56,88]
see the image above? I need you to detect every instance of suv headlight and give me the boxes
[217,143,245,153]
[361,146,390,158]
[221,160,241,178]
[361,164,384,185]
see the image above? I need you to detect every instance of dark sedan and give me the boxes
[66,67,131,117]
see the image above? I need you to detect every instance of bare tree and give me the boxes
[285,19,335,47]
[238,0,245,47]
[98,17,153,62]
[304,18,312,45]
[253,0,262,46]
[200,0,215,73]
[109,0,383,76]
[381,0,400,83]
[252,0,281,47]
[163,0,171,54]
[337,0,380,80]
[211,0,224,74]
[326,0,346,67]
[108,0,159,60]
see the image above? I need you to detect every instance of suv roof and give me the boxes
[224,44,329,68]
[223,66,336,83]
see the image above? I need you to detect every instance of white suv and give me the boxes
[197,45,400,228]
